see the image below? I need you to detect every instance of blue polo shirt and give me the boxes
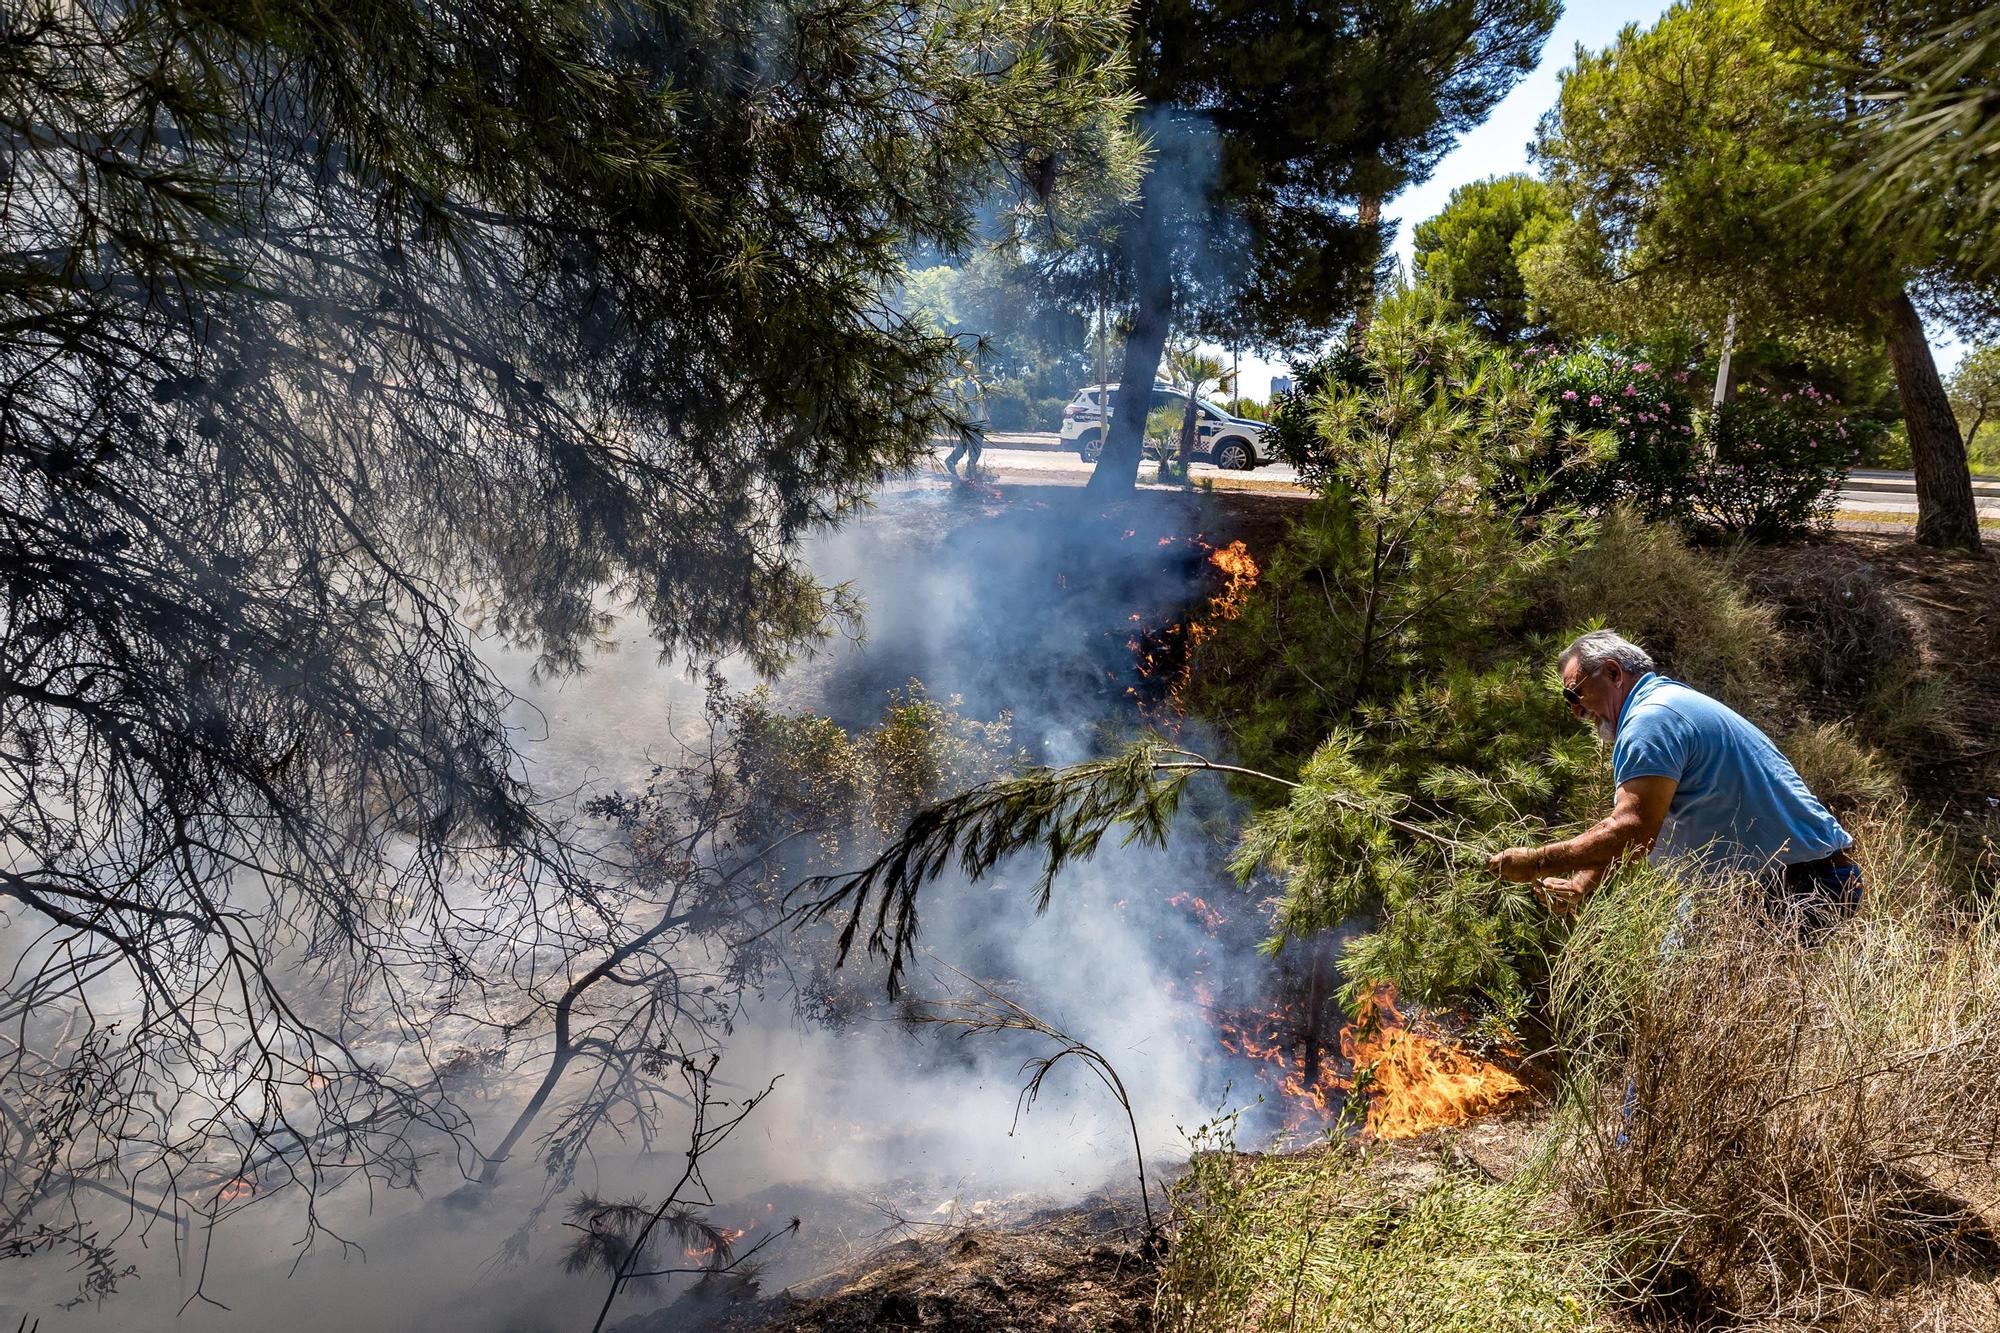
[1611,673,1850,873]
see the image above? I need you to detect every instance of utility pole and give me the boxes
[1711,302,1738,413]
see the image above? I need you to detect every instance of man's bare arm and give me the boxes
[1489,776,1677,883]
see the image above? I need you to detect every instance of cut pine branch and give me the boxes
[792,740,1479,995]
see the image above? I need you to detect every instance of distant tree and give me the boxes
[1529,0,1997,547]
[0,0,1129,1299]
[1073,0,1560,495]
[1947,345,2000,458]
[1164,341,1235,484]
[1413,174,1564,343]
[904,256,1098,431]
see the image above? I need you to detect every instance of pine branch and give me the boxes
[793,739,1475,995]
[792,741,1194,995]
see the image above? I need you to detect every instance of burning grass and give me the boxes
[1344,987,1527,1141]
[1209,984,1528,1142]
[1549,806,2000,1327]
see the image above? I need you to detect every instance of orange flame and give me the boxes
[1207,983,1522,1140]
[1342,986,1525,1140]
[1190,541,1258,649]
[1168,891,1227,933]
[684,1223,753,1259]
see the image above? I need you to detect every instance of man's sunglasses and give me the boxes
[1561,662,1610,711]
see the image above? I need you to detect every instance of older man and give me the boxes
[1488,629,1861,929]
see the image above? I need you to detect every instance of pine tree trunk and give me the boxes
[1886,289,1982,549]
[1087,174,1172,497]
[1348,194,1384,344]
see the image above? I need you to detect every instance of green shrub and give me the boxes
[980,378,1065,431]
[1263,342,1367,492]
[1528,346,1698,523]
[1507,349,1861,543]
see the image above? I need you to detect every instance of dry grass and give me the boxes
[1831,509,2000,533]
[1781,721,1904,813]
[1155,1127,1619,1333]
[1737,544,1917,700]
[1549,805,2000,1327]
[1549,508,1788,725]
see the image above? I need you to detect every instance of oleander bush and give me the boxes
[1692,385,1859,540]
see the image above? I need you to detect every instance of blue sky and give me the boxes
[1225,0,1967,398]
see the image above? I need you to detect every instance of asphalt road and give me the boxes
[929,434,2000,516]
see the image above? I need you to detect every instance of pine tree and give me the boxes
[0,0,1130,1292]
[1529,0,1997,548]
[1413,174,1565,343]
[1080,0,1559,494]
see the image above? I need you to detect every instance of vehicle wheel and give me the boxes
[1215,438,1254,471]
[1078,431,1103,462]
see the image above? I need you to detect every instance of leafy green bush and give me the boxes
[1505,347,1859,542]
[1263,342,1367,492]
[1690,385,1856,539]
[980,378,1066,431]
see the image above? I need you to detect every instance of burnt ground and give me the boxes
[653,1099,1563,1333]
[638,1196,1159,1333]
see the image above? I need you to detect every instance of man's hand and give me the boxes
[1488,846,1543,882]
[1533,875,1592,916]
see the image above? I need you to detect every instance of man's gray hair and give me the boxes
[1560,629,1655,676]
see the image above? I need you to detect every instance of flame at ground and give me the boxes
[1190,540,1258,648]
[1343,986,1525,1140]
[1210,984,1524,1142]
[684,1223,753,1259]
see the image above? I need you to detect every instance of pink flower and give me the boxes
[1623,385,1638,396]
[1562,389,1578,400]
[1588,394,1602,406]
[1633,362,1652,372]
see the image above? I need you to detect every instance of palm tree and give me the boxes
[1163,340,1235,485]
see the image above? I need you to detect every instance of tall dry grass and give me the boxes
[1549,805,2000,1327]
